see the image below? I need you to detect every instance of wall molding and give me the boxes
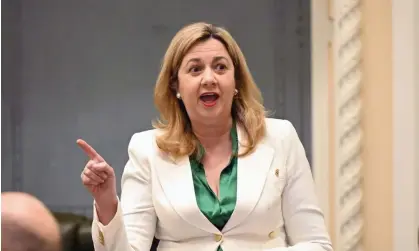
[311,4,364,249]
[312,0,418,249]
[332,0,363,250]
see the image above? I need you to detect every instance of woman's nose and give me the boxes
[200,68,217,86]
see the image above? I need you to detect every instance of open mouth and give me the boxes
[199,92,219,107]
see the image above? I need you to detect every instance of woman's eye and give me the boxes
[215,64,227,71]
[189,66,201,73]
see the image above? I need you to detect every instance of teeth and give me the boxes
[201,93,217,97]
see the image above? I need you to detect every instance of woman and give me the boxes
[78,22,333,251]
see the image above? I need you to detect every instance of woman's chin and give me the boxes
[194,110,231,124]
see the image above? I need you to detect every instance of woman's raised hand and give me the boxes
[77,139,117,209]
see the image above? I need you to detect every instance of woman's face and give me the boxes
[177,38,236,125]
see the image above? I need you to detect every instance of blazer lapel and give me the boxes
[153,152,220,234]
[223,125,274,232]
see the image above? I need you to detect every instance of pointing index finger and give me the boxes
[76,139,105,162]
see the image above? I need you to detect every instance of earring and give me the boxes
[234,89,238,96]
[176,92,181,99]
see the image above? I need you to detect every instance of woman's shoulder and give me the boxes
[264,118,296,140]
[262,118,305,164]
[263,117,303,150]
[126,129,161,158]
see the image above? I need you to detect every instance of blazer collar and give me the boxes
[154,123,274,233]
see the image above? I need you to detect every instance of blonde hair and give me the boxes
[153,22,267,158]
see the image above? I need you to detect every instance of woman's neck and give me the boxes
[192,117,233,149]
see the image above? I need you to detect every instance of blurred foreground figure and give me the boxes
[1,192,61,251]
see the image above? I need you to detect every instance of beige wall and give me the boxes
[415,0,419,234]
[310,0,332,232]
[392,0,419,249]
[312,0,419,249]
[361,0,394,250]
[417,6,419,235]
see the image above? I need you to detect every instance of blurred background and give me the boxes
[2,0,418,251]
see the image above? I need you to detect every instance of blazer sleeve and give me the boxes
[267,121,333,251]
[91,134,157,251]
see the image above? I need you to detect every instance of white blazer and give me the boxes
[91,118,333,251]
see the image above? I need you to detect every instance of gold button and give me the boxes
[268,231,276,239]
[275,169,279,177]
[99,230,105,245]
[214,234,223,242]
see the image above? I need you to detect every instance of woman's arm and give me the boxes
[269,121,333,251]
[91,134,157,251]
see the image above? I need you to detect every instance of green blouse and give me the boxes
[189,125,238,250]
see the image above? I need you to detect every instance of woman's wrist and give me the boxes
[95,196,118,225]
